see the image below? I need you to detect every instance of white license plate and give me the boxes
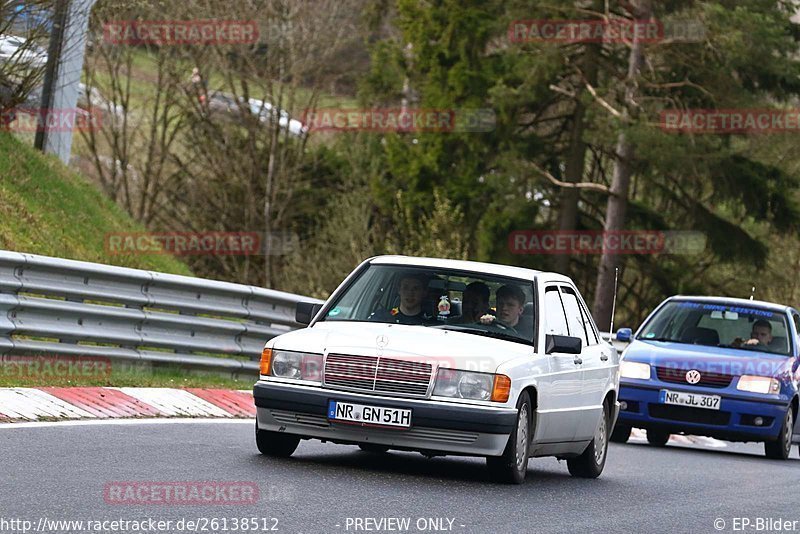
[660,389,721,410]
[327,400,411,429]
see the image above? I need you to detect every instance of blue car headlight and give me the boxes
[620,361,651,380]
[736,375,780,394]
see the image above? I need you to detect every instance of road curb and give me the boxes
[0,387,254,422]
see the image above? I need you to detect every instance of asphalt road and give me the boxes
[1,420,798,534]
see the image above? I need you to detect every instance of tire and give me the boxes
[255,422,300,457]
[567,402,610,478]
[609,423,632,444]
[764,408,793,460]
[646,429,670,447]
[486,392,532,484]
[358,443,389,453]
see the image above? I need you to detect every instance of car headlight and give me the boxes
[264,349,322,383]
[737,375,780,394]
[433,369,510,402]
[620,360,651,380]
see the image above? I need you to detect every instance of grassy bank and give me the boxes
[0,131,192,274]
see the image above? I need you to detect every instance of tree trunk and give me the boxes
[592,0,651,330]
[553,0,602,274]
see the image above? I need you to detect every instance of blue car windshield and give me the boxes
[318,264,536,345]
[637,300,791,356]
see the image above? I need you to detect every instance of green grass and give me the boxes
[0,131,192,275]
[0,363,255,389]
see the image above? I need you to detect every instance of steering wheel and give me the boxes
[491,318,513,330]
[481,317,517,333]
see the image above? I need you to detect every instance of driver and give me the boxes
[732,319,773,347]
[480,284,525,329]
[369,273,433,325]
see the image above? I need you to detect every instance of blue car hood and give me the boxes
[623,339,792,378]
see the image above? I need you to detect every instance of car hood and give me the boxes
[623,339,791,378]
[268,321,534,374]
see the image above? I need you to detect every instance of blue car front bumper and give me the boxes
[618,380,792,442]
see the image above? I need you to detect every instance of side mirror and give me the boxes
[616,327,633,343]
[296,302,323,325]
[545,334,582,355]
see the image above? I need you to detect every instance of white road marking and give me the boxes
[0,388,94,420]
[115,387,233,417]
[629,428,728,449]
[628,427,728,448]
[0,418,254,430]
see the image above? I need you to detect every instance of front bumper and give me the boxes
[253,381,517,456]
[617,381,791,442]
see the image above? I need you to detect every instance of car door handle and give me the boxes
[600,353,609,361]
[573,357,583,365]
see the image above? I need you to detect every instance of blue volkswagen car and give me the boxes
[612,296,800,459]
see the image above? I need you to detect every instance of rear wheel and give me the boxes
[486,392,531,484]
[646,429,670,447]
[358,443,389,453]
[609,423,632,444]
[255,422,300,457]
[764,408,793,460]
[567,401,610,478]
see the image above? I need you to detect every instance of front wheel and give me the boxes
[567,402,610,478]
[764,408,793,460]
[610,423,632,444]
[358,443,389,453]
[255,423,300,457]
[646,429,670,447]
[486,392,531,484]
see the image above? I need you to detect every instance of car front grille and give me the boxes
[324,353,432,397]
[267,410,478,444]
[655,366,733,388]
[648,404,731,426]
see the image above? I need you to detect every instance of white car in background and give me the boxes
[77,83,126,121]
[0,34,47,69]
[254,256,620,483]
[19,83,122,127]
[207,91,306,137]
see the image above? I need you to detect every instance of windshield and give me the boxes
[320,264,535,345]
[638,300,791,356]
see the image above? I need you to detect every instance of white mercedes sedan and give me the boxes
[254,256,620,483]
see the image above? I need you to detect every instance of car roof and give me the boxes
[667,295,793,314]
[368,255,572,283]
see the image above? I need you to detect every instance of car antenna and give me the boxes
[609,267,619,343]
[749,286,756,301]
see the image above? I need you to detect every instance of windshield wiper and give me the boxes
[431,324,528,343]
[717,343,788,355]
[641,336,680,343]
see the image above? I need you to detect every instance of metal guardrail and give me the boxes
[0,251,323,374]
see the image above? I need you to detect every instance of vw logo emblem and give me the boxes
[376,335,389,349]
[686,369,702,384]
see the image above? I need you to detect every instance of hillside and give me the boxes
[0,132,192,275]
